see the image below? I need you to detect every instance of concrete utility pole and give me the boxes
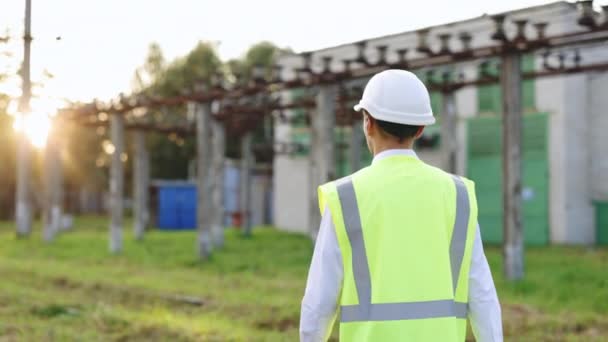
[210,119,226,247]
[317,85,336,185]
[109,113,125,253]
[308,108,321,239]
[240,132,253,237]
[132,130,149,241]
[43,127,62,242]
[16,0,33,237]
[501,53,524,280]
[194,101,213,259]
[309,84,336,239]
[441,90,458,174]
[350,118,363,173]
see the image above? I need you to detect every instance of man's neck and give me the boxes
[372,140,415,157]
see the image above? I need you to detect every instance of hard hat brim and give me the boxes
[353,101,436,126]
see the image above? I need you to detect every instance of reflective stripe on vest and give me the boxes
[336,175,470,323]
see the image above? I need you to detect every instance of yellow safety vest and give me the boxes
[318,154,478,341]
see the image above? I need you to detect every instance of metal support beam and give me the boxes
[211,119,226,247]
[501,53,524,280]
[441,91,458,174]
[43,129,62,242]
[133,130,149,241]
[350,119,363,173]
[109,113,125,253]
[310,84,337,239]
[240,132,253,236]
[194,102,213,259]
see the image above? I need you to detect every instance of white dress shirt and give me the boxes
[300,149,503,342]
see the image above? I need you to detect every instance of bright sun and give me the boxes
[13,112,52,148]
[11,97,60,149]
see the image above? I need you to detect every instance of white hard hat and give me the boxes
[353,69,435,126]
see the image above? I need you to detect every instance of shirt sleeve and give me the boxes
[300,206,343,342]
[468,224,504,342]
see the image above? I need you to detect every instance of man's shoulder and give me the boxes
[324,165,373,187]
[419,162,475,184]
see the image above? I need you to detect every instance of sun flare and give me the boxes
[13,112,52,149]
[11,97,61,149]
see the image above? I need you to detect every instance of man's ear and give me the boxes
[414,126,425,139]
[363,112,373,134]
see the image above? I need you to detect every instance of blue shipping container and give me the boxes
[155,162,270,230]
[157,184,197,230]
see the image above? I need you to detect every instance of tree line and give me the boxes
[0,40,288,219]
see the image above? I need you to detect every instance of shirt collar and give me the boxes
[372,149,418,165]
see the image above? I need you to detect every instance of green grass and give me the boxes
[0,217,607,341]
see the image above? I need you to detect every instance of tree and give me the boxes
[227,41,289,83]
[0,31,21,218]
[226,41,288,162]
[0,94,16,219]
[132,42,165,93]
[153,41,222,97]
[129,40,292,178]
[132,41,222,180]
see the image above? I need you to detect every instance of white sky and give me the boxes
[0,0,586,103]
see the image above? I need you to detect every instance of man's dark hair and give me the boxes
[376,119,421,143]
[365,111,421,142]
